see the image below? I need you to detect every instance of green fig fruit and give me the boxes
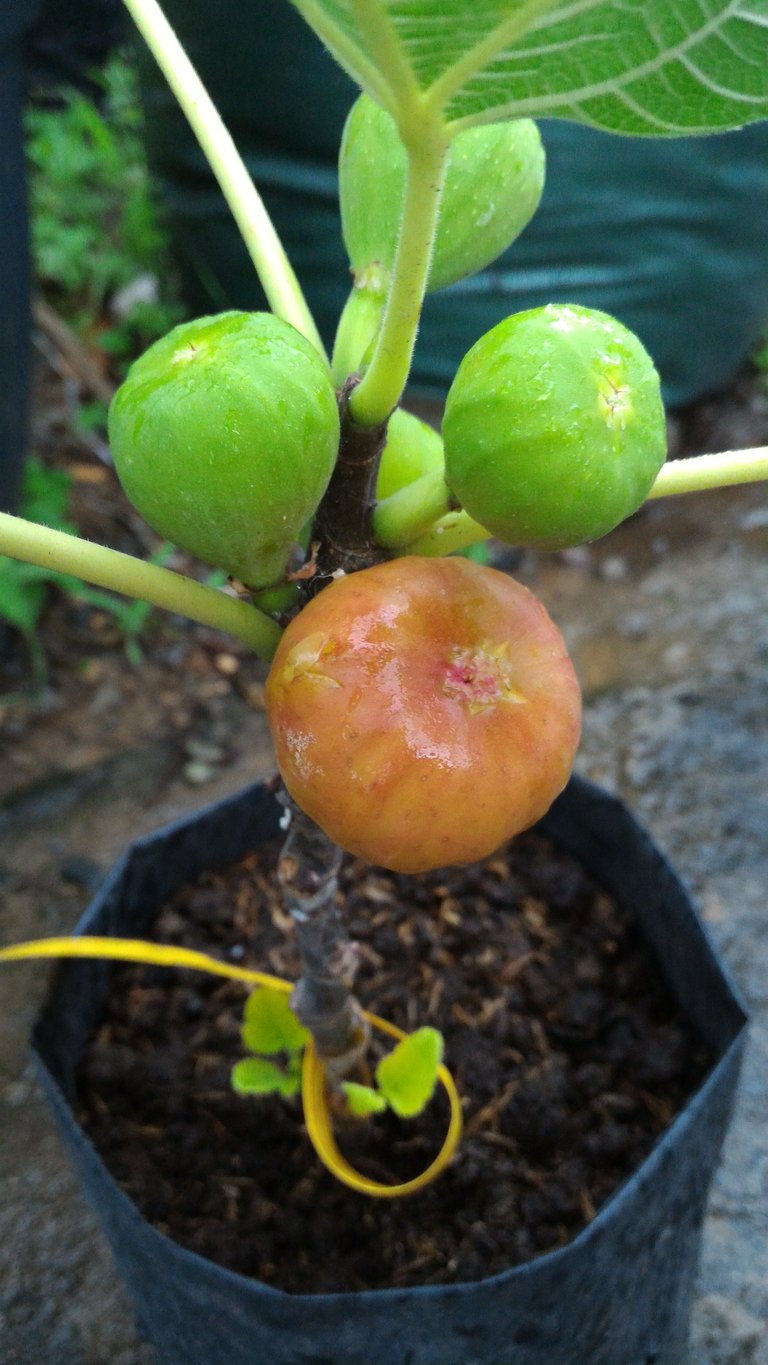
[108,311,339,588]
[376,408,444,501]
[442,304,667,550]
[339,95,545,294]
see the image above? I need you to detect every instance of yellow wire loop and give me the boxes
[0,936,462,1197]
[303,1011,463,1198]
[0,936,292,990]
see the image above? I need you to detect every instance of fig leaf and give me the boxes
[342,1082,389,1117]
[375,1027,444,1118]
[231,1056,302,1098]
[290,0,768,136]
[241,987,310,1057]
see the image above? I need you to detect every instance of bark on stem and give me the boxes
[277,791,369,1078]
[308,376,390,587]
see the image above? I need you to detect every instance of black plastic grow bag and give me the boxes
[32,776,747,1365]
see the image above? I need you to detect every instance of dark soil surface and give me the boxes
[76,827,711,1295]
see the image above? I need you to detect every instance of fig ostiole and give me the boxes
[265,556,581,874]
[442,304,667,550]
[108,311,340,589]
[339,94,545,295]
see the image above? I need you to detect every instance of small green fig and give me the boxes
[108,311,339,588]
[339,95,545,294]
[442,304,667,550]
[376,407,444,501]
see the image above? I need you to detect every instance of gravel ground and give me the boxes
[1,479,766,1363]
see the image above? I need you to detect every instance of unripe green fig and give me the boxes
[443,304,667,550]
[108,311,339,588]
[339,95,545,294]
[376,408,444,501]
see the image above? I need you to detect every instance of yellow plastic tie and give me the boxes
[0,936,462,1196]
[302,1012,463,1198]
[0,936,292,990]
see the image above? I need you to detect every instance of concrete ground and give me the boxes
[1,481,766,1364]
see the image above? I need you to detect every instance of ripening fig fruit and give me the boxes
[108,311,339,588]
[443,304,667,550]
[339,94,545,294]
[265,557,580,874]
[376,408,444,501]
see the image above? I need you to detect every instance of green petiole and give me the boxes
[397,509,491,559]
[349,122,450,427]
[646,447,768,499]
[373,469,455,548]
[0,514,283,659]
[122,0,325,360]
[391,448,768,558]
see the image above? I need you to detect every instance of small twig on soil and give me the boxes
[33,298,116,409]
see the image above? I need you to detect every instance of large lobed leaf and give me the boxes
[290,0,768,135]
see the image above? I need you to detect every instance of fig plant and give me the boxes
[1,0,768,1196]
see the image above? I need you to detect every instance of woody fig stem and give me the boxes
[277,792,367,1079]
[309,379,390,583]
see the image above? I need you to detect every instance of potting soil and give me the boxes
[75,829,712,1294]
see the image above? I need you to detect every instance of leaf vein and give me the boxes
[449,1,768,128]
[679,49,768,98]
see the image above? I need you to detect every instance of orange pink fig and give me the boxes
[265,558,581,873]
